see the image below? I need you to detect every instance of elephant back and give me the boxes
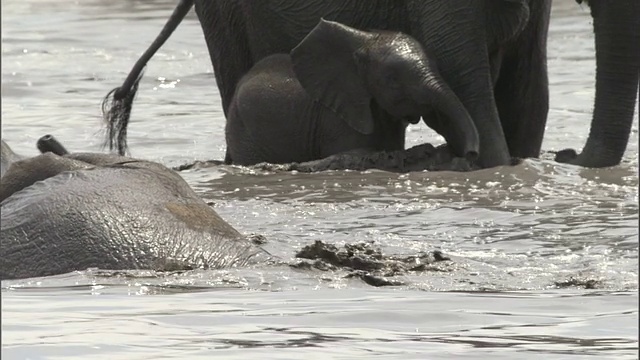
[0,165,258,280]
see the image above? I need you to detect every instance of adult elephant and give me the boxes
[104,0,534,169]
[0,135,261,280]
[103,0,638,169]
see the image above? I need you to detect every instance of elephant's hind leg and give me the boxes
[494,0,552,159]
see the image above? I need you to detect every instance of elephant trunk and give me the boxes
[36,134,69,156]
[558,0,639,167]
[418,74,480,162]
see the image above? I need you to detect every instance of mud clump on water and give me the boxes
[172,159,225,172]
[553,277,601,289]
[256,143,474,173]
[246,233,268,245]
[291,240,453,287]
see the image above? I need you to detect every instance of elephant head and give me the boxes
[290,19,480,161]
[0,152,93,204]
[556,0,639,167]
[1,135,77,199]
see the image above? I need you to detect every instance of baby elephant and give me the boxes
[0,135,260,280]
[225,19,479,166]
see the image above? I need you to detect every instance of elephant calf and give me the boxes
[0,136,259,280]
[225,19,480,167]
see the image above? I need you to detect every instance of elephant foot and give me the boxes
[554,148,620,168]
[554,148,579,164]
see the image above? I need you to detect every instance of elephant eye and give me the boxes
[384,70,401,88]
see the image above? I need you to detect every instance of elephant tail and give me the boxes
[101,0,195,155]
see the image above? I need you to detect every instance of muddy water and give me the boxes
[1,0,638,358]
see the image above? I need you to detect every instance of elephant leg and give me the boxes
[369,102,407,152]
[494,0,552,159]
[224,149,233,165]
[556,0,639,167]
[194,1,254,115]
[407,1,513,168]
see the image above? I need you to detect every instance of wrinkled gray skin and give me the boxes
[103,0,638,170]
[554,0,639,167]
[0,138,260,280]
[226,19,479,166]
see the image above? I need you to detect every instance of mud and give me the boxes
[173,143,525,173]
[553,277,602,289]
[247,233,268,245]
[291,240,453,287]
[175,143,524,173]
[173,159,226,171]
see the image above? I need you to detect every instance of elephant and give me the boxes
[0,135,261,280]
[2,136,68,178]
[1,139,22,178]
[102,0,639,169]
[226,19,479,166]
[554,0,639,167]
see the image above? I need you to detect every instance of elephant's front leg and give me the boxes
[556,0,639,167]
[494,0,552,159]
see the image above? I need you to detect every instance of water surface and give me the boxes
[1,0,638,358]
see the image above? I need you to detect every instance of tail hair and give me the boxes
[101,69,145,156]
[99,0,194,156]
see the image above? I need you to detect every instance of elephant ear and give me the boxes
[0,153,93,203]
[291,19,377,135]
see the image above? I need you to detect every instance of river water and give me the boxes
[1,0,638,358]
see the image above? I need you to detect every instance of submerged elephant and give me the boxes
[103,0,638,169]
[0,136,260,280]
[226,19,479,166]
